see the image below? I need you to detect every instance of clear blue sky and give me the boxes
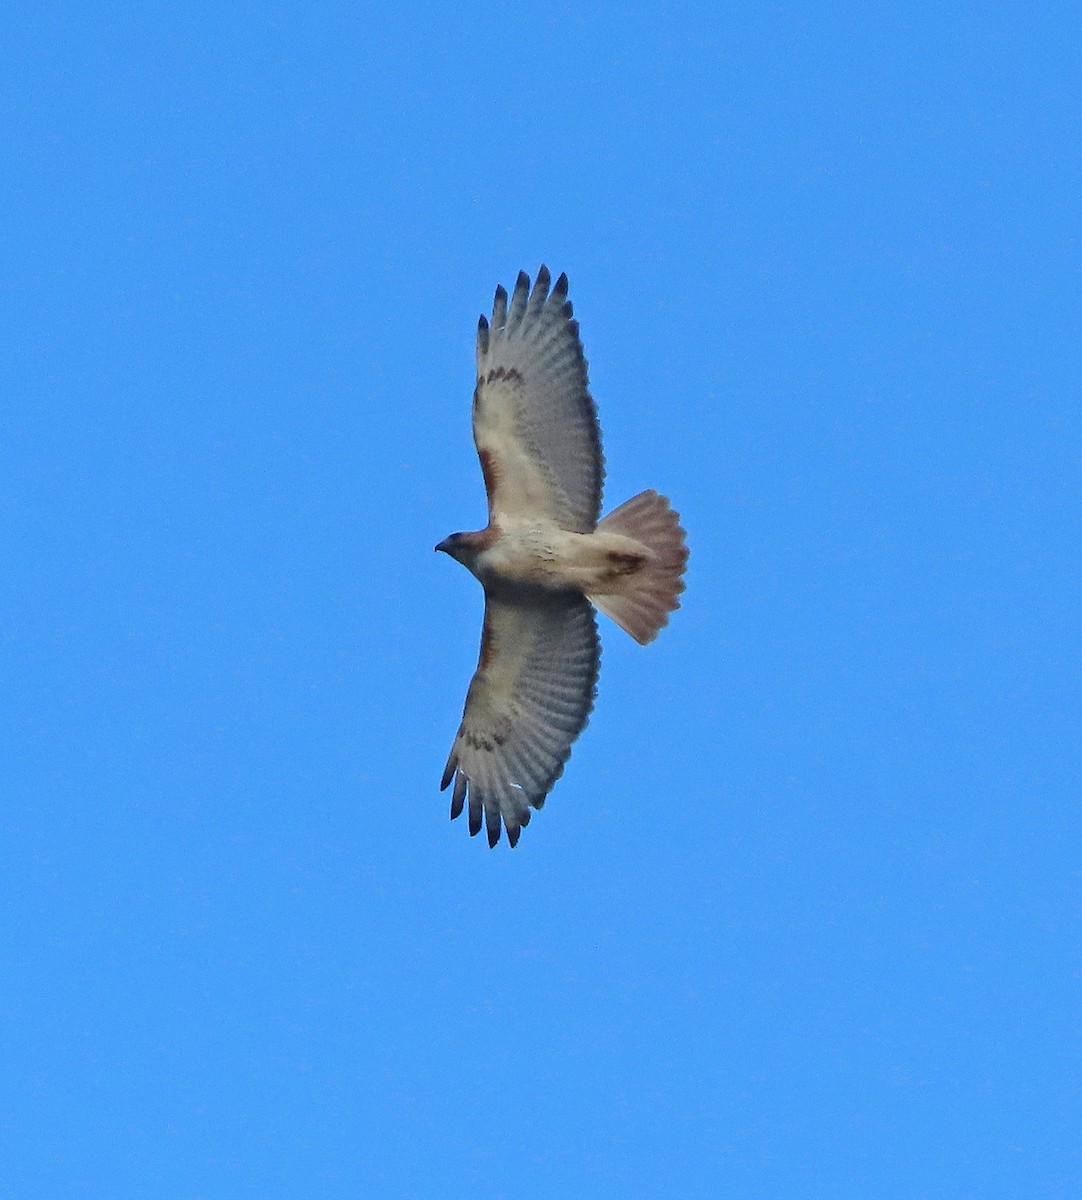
[3,3,1078,1197]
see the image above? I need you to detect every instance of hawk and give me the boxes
[437,267,689,847]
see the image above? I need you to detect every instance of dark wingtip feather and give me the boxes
[450,773,467,820]
[515,269,529,290]
[554,271,569,296]
[476,313,489,354]
[491,284,508,333]
[506,823,521,849]
[533,264,551,300]
[485,805,501,848]
[440,751,457,791]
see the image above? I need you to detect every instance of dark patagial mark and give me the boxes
[478,448,501,502]
[478,615,496,671]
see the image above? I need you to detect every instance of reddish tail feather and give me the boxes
[589,490,689,644]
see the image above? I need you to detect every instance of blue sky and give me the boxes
[2,2,1079,1196]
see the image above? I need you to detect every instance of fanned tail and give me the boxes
[589,490,689,644]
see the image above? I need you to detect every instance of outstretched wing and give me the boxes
[474,266,604,533]
[441,590,600,848]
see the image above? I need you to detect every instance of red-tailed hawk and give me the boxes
[437,267,688,847]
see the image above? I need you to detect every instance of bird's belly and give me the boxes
[474,526,564,589]
[476,525,638,594]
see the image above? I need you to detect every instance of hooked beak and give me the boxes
[435,538,451,554]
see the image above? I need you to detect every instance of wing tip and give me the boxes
[532,264,551,301]
[449,772,467,820]
[485,803,501,848]
[448,775,529,849]
[490,283,509,338]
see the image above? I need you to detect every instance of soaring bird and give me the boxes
[437,267,688,847]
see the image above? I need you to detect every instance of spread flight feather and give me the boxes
[437,267,689,847]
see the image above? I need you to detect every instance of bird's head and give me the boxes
[435,531,480,567]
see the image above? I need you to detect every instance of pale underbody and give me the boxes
[468,519,647,595]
